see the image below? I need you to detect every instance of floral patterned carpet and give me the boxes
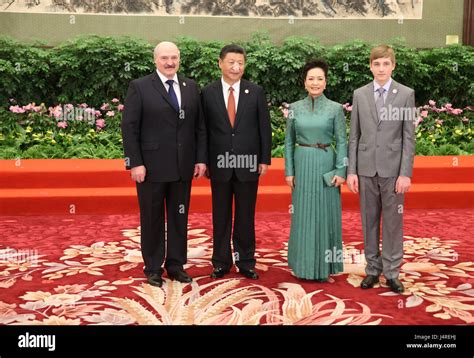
[1,210,473,326]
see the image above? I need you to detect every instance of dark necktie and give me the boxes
[166,79,179,112]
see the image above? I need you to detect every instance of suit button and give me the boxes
[178,143,182,147]
[232,134,235,137]
[376,145,380,148]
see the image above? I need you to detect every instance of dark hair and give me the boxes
[219,44,247,60]
[302,59,329,81]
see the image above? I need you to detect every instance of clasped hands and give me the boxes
[285,175,345,189]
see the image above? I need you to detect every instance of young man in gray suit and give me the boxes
[347,45,416,294]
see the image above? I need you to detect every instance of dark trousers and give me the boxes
[210,173,259,271]
[136,180,191,276]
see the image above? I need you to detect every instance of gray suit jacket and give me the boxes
[348,80,416,178]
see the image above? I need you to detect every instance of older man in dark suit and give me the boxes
[121,41,207,287]
[201,44,272,280]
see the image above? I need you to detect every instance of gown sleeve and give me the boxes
[284,105,296,177]
[334,105,348,179]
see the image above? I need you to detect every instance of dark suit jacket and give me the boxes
[121,71,207,182]
[201,79,272,182]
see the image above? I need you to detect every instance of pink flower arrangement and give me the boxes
[9,103,42,113]
[425,100,464,115]
[117,104,124,111]
[106,111,115,117]
[9,105,26,114]
[48,105,63,119]
[95,119,106,129]
[57,121,68,129]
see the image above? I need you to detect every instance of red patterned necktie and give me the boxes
[227,87,236,127]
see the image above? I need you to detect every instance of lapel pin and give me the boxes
[183,82,186,87]
[245,89,249,94]
[393,89,398,94]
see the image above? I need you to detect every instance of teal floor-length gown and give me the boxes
[284,94,348,280]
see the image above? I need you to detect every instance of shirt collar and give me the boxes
[157,70,178,85]
[374,78,392,93]
[221,78,240,93]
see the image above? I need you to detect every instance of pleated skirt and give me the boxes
[287,146,344,280]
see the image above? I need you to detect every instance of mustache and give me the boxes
[164,65,176,69]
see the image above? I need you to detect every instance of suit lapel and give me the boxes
[377,80,400,126]
[212,81,232,128]
[384,80,400,109]
[365,82,379,125]
[234,80,250,130]
[151,71,179,114]
[177,75,187,124]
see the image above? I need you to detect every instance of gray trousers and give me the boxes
[359,175,405,279]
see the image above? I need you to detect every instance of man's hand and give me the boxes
[131,165,146,183]
[194,163,207,179]
[332,175,345,188]
[285,176,295,189]
[395,175,411,194]
[258,164,268,176]
[347,174,359,193]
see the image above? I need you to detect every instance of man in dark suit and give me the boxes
[121,41,207,287]
[201,44,272,280]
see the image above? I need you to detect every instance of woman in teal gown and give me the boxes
[284,59,348,281]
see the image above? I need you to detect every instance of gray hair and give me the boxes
[153,41,180,61]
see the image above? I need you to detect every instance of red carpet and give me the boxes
[1,156,473,215]
[1,209,473,325]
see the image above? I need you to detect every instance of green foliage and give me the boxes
[0,34,473,159]
[49,35,154,105]
[0,35,154,108]
[2,99,471,159]
[177,36,222,88]
[0,37,51,106]
[1,34,473,108]
[417,46,474,108]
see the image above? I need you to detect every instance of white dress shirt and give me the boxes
[221,78,240,112]
[373,78,392,103]
[157,70,182,108]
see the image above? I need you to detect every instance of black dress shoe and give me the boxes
[239,268,259,280]
[387,278,405,293]
[361,275,379,289]
[168,270,192,283]
[210,267,229,279]
[146,273,163,287]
